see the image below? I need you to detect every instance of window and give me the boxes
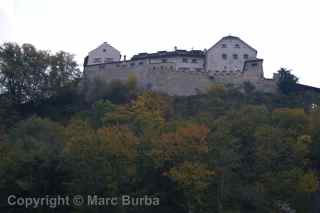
[104,58,113,63]
[251,63,257,67]
[243,54,249,59]
[161,59,167,63]
[93,58,101,63]
[233,54,238,59]
[182,58,188,63]
[221,44,227,48]
[139,61,144,65]
[191,59,198,63]
[178,67,190,71]
[130,62,135,66]
[235,44,240,48]
[102,49,106,52]
[222,54,227,60]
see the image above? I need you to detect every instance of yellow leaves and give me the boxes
[104,105,133,126]
[65,120,139,159]
[126,74,137,90]
[63,120,140,179]
[97,126,139,161]
[104,92,170,133]
[131,91,171,118]
[296,172,318,193]
[272,108,310,134]
[63,119,97,158]
[207,84,226,95]
[64,120,140,163]
[151,124,209,162]
[167,161,215,192]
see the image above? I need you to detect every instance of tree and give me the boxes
[0,43,50,104]
[150,123,213,212]
[0,117,70,213]
[276,68,299,95]
[0,43,80,105]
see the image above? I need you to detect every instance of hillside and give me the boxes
[1,43,320,213]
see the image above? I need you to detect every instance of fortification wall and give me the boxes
[83,62,278,96]
[84,62,213,96]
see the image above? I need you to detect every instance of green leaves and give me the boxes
[276,68,299,95]
[0,42,80,105]
[0,66,320,212]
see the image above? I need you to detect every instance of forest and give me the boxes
[1,43,320,213]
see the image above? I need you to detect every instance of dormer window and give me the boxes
[221,44,227,48]
[235,44,240,48]
[103,49,106,52]
[222,54,227,60]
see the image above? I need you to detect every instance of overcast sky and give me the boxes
[1,0,319,87]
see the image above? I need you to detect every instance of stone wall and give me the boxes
[83,61,278,96]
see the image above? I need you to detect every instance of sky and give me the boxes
[1,0,320,87]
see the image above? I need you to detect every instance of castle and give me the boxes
[83,36,278,96]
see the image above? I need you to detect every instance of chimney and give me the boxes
[174,46,177,51]
[124,55,126,61]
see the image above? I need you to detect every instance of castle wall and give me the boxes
[84,61,278,96]
[84,62,212,96]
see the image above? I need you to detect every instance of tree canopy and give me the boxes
[1,42,320,213]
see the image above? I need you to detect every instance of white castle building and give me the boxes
[83,36,277,96]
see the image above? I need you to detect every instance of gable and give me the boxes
[89,42,120,55]
[207,36,257,53]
